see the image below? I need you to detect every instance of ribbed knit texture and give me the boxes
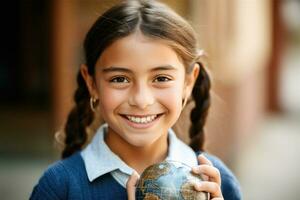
[30,151,242,200]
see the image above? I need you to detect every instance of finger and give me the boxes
[126,171,140,200]
[192,165,221,185]
[194,181,223,199]
[195,154,214,181]
[198,154,213,166]
[192,166,209,181]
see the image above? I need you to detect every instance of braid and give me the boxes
[189,62,211,151]
[61,71,94,158]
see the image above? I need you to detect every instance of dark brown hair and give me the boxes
[62,0,210,158]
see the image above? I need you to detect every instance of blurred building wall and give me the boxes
[189,0,272,165]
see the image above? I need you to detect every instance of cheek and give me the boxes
[156,85,184,111]
[98,85,128,112]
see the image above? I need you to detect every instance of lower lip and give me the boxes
[121,114,163,129]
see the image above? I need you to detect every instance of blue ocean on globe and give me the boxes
[135,160,209,200]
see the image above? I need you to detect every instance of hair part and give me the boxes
[61,0,211,158]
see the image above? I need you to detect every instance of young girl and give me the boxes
[31,0,242,199]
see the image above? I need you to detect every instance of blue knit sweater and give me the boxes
[30,151,242,200]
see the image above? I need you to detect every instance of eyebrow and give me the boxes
[101,65,177,73]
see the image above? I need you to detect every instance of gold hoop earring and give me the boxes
[182,97,188,108]
[90,97,99,112]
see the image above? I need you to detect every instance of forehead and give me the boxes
[95,33,185,72]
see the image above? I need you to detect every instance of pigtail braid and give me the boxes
[61,71,94,158]
[189,62,211,151]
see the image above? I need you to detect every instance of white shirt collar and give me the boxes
[81,123,198,184]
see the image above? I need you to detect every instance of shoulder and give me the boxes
[30,152,84,200]
[197,151,243,200]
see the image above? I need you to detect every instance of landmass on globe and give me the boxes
[135,160,209,200]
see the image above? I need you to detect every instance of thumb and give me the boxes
[126,171,140,200]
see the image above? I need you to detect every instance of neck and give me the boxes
[105,128,168,174]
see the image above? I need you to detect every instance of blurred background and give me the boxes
[0,0,299,199]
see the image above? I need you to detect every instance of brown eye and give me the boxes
[154,76,172,82]
[110,76,129,83]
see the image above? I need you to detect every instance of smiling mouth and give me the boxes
[120,113,164,124]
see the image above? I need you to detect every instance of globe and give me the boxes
[135,160,209,200]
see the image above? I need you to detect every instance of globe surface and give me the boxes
[135,161,209,200]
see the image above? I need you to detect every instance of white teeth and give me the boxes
[126,115,158,124]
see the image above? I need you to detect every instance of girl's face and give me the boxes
[82,32,198,148]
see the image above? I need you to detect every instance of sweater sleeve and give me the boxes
[30,161,68,200]
[202,152,243,200]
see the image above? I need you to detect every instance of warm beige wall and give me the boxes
[52,0,78,130]
[188,0,273,165]
[189,0,272,83]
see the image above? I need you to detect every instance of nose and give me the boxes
[128,81,155,109]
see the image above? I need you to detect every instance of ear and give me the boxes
[184,63,200,99]
[80,64,99,98]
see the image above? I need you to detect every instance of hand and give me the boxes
[192,154,224,200]
[126,171,140,200]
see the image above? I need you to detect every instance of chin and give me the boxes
[126,136,157,148]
